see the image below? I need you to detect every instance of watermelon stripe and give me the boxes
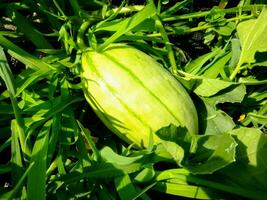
[103,53,182,125]
[85,53,154,143]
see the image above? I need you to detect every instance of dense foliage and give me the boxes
[0,0,266,199]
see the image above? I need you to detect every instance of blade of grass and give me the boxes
[47,114,61,164]
[0,35,54,71]
[114,174,137,199]
[97,2,156,51]
[154,16,178,73]
[132,182,157,200]
[27,120,51,200]
[55,162,144,186]
[0,47,30,157]
[162,4,265,22]
[161,0,192,17]
[77,120,101,162]
[154,182,215,199]
[0,104,13,114]
[24,95,83,142]
[6,9,53,49]
[0,137,11,153]
[11,120,24,185]
[0,163,11,174]
[0,162,34,199]
[15,70,49,97]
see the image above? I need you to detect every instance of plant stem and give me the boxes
[105,5,145,17]
[229,63,241,80]
[77,21,90,50]
[162,4,264,22]
[154,16,179,73]
[52,0,67,20]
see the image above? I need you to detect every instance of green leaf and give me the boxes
[198,98,235,135]
[214,21,235,36]
[185,133,237,174]
[160,141,184,166]
[237,8,267,65]
[204,84,246,106]
[155,124,194,165]
[203,52,231,78]
[194,78,234,97]
[100,146,144,165]
[184,48,221,74]
[220,127,267,192]
[247,113,267,125]
[0,35,54,72]
[196,84,246,135]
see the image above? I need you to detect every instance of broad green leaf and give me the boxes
[198,99,235,135]
[220,127,267,192]
[155,124,194,165]
[100,146,144,165]
[247,113,267,125]
[185,134,237,174]
[214,22,235,36]
[185,48,221,74]
[160,141,184,166]
[194,78,234,97]
[237,8,267,65]
[203,52,231,78]
[204,84,246,106]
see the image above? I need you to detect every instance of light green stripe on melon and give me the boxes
[102,53,183,125]
[82,87,135,145]
[83,53,155,145]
